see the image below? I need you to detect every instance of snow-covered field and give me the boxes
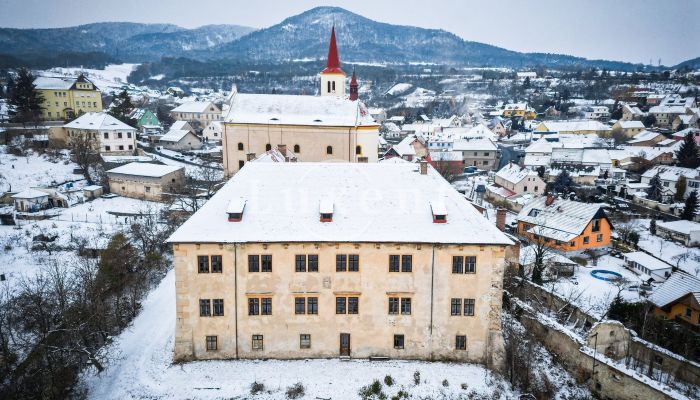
[635,219,700,276]
[0,147,83,192]
[37,63,139,93]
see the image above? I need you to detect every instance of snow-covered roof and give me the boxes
[627,130,662,144]
[656,220,700,235]
[159,129,194,143]
[171,101,219,113]
[33,76,80,90]
[64,112,136,131]
[525,137,553,154]
[617,121,645,129]
[517,197,606,242]
[106,162,183,178]
[486,184,517,199]
[390,135,418,157]
[452,139,497,152]
[649,272,700,309]
[226,197,246,214]
[168,163,513,245]
[12,188,49,199]
[537,120,611,132]
[224,93,377,127]
[623,252,672,271]
[641,166,699,181]
[496,163,537,185]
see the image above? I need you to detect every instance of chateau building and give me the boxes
[221,27,379,175]
[168,162,512,365]
[34,74,103,120]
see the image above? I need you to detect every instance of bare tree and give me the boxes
[69,132,102,184]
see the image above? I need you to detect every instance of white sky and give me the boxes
[0,0,698,65]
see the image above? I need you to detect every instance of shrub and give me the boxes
[384,375,394,386]
[461,383,468,390]
[286,382,305,399]
[391,389,409,400]
[442,379,449,387]
[250,381,265,395]
[413,370,421,385]
[358,379,384,399]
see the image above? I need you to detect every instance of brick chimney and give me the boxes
[496,208,506,231]
[420,160,428,175]
[545,194,555,206]
[246,153,256,161]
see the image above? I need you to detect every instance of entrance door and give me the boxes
[339,333,350,356]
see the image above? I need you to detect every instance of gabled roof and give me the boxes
[159,129,195,142]
[517,197,607,241]
[623,251,673,271]
[106,162,183,178]
[171,101,220,113]
[496,163,538,185]
[538,120,611,132]
[617,120,645,129]
[63,112,136,131]
[167,163,513,245]
[641,165,699,181]
[224,93,377,127]
[627,130,662,144]
[649,272,700,309]
[656,220,700,235]
[452,139,497,152]
[12,188,49,199]
[33,76,75,90]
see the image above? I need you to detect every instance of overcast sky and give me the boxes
[1,0,698,65]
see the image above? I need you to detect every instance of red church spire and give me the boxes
[349,68,359,100]
[322,26,344,74]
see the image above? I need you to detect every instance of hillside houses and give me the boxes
[534,120,611,135]
[640,166,700,202]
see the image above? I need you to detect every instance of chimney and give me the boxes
[277,144,287,155]
[496,208,506,232]
[246,153,256,161]
[420,160,428,175]
[545,194,555,206]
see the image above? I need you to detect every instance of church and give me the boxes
[221,27,380,175]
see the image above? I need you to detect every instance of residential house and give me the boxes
[626,130,665,146]
[171,101,222,129]
[452,139,499,170]
[534,120,611,135]
[204,121,223,143]
[655,220,700,247]
[502,103,537,119]
[50,112,137,154]
[516,195,612,252]
[494,163,545,196]
[672,112,698,131]
[159,120,202,151]
[649,95,696,127]
[129,108,160,129]
[581,106,610,120]
[612,120,645,137]
[428,150,463,176]
[33,74,103,120]
[167,162,513,362]
[623,251,673,283]
[640,166,700,202]
[383,135,425,161]
[106,162,185,201]
[11,189,50,212]
[620,104,644,121]
[649,272,700,326]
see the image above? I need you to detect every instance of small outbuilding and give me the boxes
[106,162,186,201]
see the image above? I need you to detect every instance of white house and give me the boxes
[11,189,50,212]
[641,166,700,201]
[204,120,223,143]
[159,120,202,151]
[623,251,673,283]
[656,220,700,247]
[61,112,137,154]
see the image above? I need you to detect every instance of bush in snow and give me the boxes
[390,389,408,400]
[383,375,394,386]
[285,382,305,399]
[413,370,420,385]
[250,381,265,395]
[442,379,449,387]
[358,379,384,400]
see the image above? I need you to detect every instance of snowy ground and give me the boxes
[37,64,139,93]
[0,147,83,192]
[635,219,700,277]
[82,270,521,400]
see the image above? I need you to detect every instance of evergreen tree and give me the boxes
[674,176,687,203]
[675,134,700,169]
[681,190,699,221]
[108,90,136,127]
[646,173,663,202]
[8,68,44,124]
[649,218,656,235]
[552,170,574,193]
[536,165,545,178]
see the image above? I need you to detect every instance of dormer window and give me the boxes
[430,199,447,223]
[320,197,333,222]
[227,197,246,222]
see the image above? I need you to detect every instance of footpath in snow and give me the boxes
[82,271,516,399]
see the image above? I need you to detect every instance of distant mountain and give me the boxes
[0,22,254,63]
[207,7,654,71]
[674,57,700,70]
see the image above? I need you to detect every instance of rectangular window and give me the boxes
[295,297,305,315]
[592,219,601,232]
[206,335,217,351]
[308,255,318,272]
[465,256,476,273]
[596,234,603,242]
[456,335,466,350]
[118,132,123,139]
[213,299,224,316]
[252,335,263,351]
[307,297,318,315]
[583,236,590,245]
[300,334,311,349]
[248,298,260,315]
[348,297,359,314]
[198,255,210,273]
[199,299,211,317]
[210,255,222,273]
[464,298,475,316]
[401,255,412,272]
[103,132,109,139]
[261,298,272,315]
[400,298,412,315]
[127,132,132,138]
[248,255,260,272]
[336,297,346,314]
[394,334,404,349]
[348,255,359,272]
[261,255,272,272]
[388,297,399,315]
[451,298,462,316]
[336,254,347,272]
[452,256,463,274]
[295,254,306,272]
[389,255,400,272]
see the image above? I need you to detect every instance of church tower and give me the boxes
[349,68,359,101]
[320,26,346,97]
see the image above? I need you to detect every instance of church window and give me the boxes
[326,146,333,155]
[237,142,244,151]
[266,144,272,151]
[294,144,300,153]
